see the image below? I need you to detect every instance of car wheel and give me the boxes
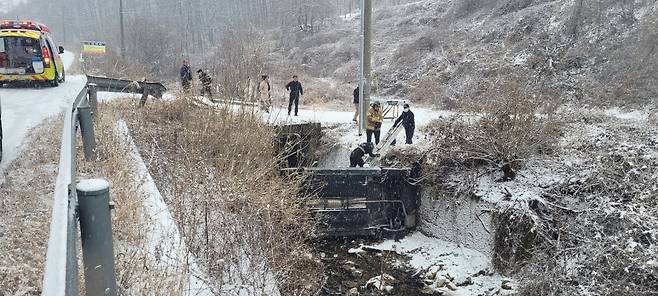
[51,71,59,87]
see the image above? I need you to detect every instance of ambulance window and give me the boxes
[0,38,5,52]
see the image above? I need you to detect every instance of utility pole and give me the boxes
[61,13,67,45]
[119,0,125,59]
[358,0,372,136]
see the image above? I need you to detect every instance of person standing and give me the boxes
[180,60,192,91]
[259,75,271,113]
[285,75,304,116]
[353,86,360,122]
[366,101,384,145]
[350,142,380,167]
[197,69,213,98]
[392,103,416,145]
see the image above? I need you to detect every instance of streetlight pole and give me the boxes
[119,0,125,59]
[358,0,372,136]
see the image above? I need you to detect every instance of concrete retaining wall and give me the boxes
[418,187,495,256]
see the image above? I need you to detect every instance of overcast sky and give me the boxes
[0,0,26,14]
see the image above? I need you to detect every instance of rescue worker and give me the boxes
[180,60,192,91]
[197,69,213,98]
[392,103,416,145]
[259,75,271,113]
[353,86,359,122]
[366,101,384,145]
[285,75,304,116]
[350,142,380,167]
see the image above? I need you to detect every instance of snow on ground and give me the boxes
[0,51,81,173]
[117,120,214,296]
[355,232,514,295]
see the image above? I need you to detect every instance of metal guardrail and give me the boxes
[42,84,117,296]
[86,74,166,107]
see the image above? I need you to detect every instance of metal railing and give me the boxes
[41,84,117,296]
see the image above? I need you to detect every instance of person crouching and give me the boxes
[350,142,380,167]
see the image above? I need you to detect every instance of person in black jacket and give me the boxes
[180,60,192,91]
[350,142,380,167]
[392,103,415,145]
[285,75,304,116]
[353,86,359,122]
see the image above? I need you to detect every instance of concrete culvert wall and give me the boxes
[318,144,352,167]
[418,187,496,256]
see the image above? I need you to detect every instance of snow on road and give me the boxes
[0,51,82,172]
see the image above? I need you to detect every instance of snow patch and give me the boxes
[76,178,110,193]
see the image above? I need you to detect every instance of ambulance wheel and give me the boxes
[51,71,60,87]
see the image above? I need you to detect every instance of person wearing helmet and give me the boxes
[350,142,380,167]
[366,101,384,144]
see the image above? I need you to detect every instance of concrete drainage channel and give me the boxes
[277,124,507,295]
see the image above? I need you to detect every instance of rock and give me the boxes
[365,274,396,291]
[426,265,443,280]
[433,275,448,288]
[472,269,487,277]
[347,287,359,296]
[454,275,472,286]
[501,280,513,290]
[351,268,363,278]
[446,282,458,291]
[345,281,359,288]
[420,286,442,295]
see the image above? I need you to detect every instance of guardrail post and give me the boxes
[78,101,97,160]
[88,83,98,115]
[77,179,118,296]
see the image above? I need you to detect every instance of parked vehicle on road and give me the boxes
[0,20,65,87]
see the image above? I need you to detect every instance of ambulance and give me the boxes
[0,20,66,86]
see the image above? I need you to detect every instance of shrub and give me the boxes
[424,79,561,180]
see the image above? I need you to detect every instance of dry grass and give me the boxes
[78,100,185,294]
[0,117,62,295]
[113,97,324,295]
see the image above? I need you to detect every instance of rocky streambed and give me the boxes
[314,233,516,296]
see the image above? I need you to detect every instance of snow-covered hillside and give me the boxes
[270,0,658,107]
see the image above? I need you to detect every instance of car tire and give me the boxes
[51,71,59,87]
